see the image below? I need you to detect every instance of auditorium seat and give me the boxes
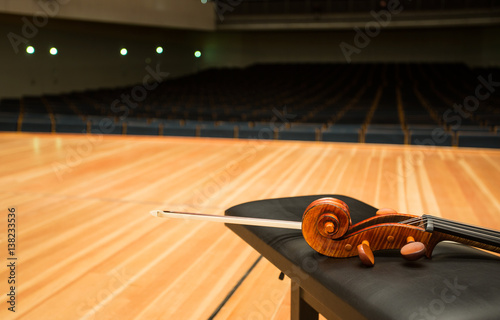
[478,114,500,127]
[406,124,443,131]
[321,125,361,143]
[449,125,492,132]
[409,127,453,147]
[364,124,406,145]
[0,113,19,131]
[55,115,87,133]
[199,123,236,138]
[370,87,400,125]
[163,121,198,137]
[88,117,123,135]
[21,113,53,132]
[23,97,49,115]
[457,132,500,148]
[237,124,276,140]
[277,124,320,141]
[125,118,161,136]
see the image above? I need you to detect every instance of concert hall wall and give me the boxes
[0,15,499,98]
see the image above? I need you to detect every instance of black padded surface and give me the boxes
[225,195,500,320]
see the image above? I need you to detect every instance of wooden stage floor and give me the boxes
[1,132,500,320]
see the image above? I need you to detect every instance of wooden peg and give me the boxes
[376,208,398,215]
[400,236,426,261]
[357,240,375,267]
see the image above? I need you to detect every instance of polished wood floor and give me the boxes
[1,132,500,320]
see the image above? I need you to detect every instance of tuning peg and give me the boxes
[357,240,375,267]
[376,208,398,215]
[400,236,426,261]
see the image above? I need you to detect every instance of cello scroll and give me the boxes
[300,197,500,266]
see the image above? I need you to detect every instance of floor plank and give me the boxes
[1,133,500,320]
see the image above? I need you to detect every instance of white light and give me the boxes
[50,47,58,55]
[156,46,163,54]
[120,48,128,56]
[26,46,35,54]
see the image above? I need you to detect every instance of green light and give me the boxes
[26,46,35,54]
[120,48,128,56]
[194,50,201,58]
[50,47,58,55]
[156,46,163,54]
[201,0,208,3]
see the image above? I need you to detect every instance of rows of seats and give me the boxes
[1,63,499,148]
[4,114,498,147]
[0,99,21,131]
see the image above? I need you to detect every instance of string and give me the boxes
[433,216,500,237]
[397,215,500,243]
[399,216,425,226]
[401,216,500,235]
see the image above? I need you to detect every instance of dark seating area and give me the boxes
[1,63,499,148]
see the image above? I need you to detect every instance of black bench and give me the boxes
[225,195,500,320]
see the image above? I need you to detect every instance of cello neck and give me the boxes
[424,214,500,253]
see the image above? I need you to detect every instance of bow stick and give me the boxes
[150,210,302,229]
